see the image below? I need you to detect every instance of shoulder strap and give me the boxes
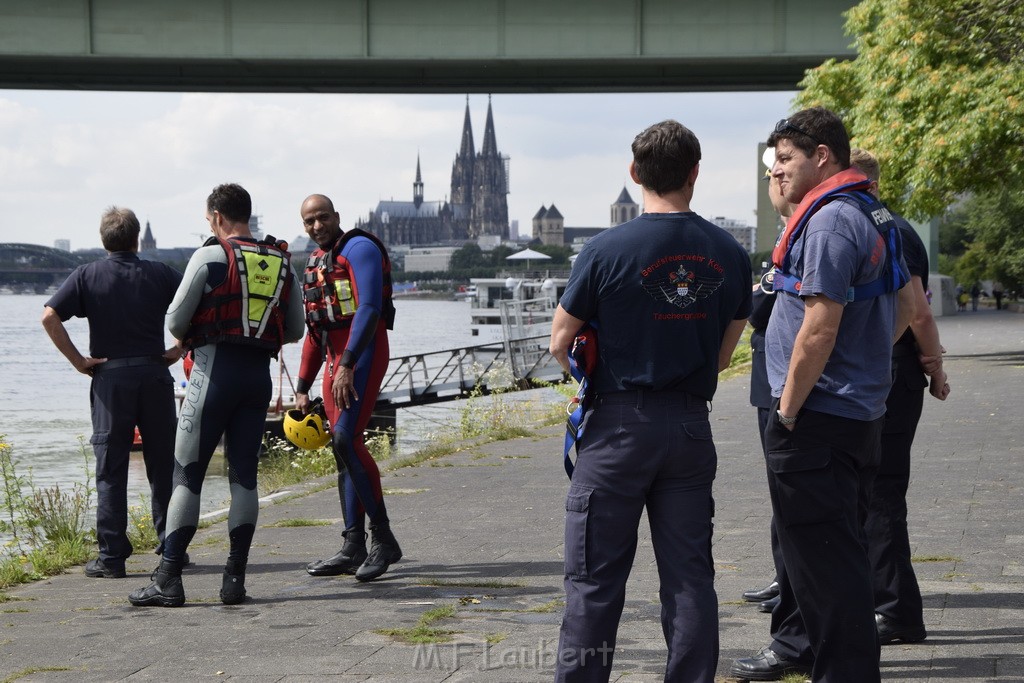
[562,322,599,479]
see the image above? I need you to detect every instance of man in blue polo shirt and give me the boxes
[42,206,182,579]
[731,108,915,682]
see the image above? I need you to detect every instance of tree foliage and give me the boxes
[530,244,574,265]
[796,0,1024,219]
[448,243,487,271]
[954,189,1024,290]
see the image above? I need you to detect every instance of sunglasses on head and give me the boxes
[774,119,825,146]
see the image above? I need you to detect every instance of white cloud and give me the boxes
[0,90,796,250]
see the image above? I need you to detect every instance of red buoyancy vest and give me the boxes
[302,229,396,339]
[184,235,293,353]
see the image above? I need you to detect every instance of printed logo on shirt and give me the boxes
[641,261,724,310]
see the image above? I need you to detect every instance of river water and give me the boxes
[0,294,546,519]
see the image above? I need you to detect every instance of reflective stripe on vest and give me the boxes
[233,242,288,339]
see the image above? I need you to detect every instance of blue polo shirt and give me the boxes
[45,252,182,359]
[765,199,900,420]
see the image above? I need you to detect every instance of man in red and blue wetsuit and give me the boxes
[295,193,401,582]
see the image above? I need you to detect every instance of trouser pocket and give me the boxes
[767,446,843,526]
[564,486,593,579]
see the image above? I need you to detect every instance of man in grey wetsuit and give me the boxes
[129,183,304,607]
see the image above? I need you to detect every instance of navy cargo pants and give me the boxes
[89,362,176,570]
[555,390,719,683]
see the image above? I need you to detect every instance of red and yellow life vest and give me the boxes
[302,229,395,339]
[184,235,293,353]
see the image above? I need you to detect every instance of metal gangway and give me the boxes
[375,335,566,410]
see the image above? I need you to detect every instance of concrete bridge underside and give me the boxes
[0,0,856,93]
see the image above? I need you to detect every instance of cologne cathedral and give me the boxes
[355,97,510,247]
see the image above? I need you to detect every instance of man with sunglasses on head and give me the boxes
[730,108,915,682]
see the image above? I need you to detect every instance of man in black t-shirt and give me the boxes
[549,120,751,682]
[42,207,182,579]
[851,149,949,646]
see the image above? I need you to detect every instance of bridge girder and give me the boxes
[0,0,857,93]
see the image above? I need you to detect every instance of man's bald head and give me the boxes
[301,194,342,249]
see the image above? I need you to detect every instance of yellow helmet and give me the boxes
[283,400,331,450]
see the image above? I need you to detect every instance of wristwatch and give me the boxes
[776,410,798,426]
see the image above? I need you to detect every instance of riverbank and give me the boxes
[2,309,1022,681]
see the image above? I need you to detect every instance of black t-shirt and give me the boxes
[895,214,928,348]
[45,252,182,359]
[560,212,752,400]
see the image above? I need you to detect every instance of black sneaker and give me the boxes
[84,558,126,579]
[220,572,246,605]
[128,570,185,607]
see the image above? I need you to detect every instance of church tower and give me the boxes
[413,154,424,208]
[471,96,510,239]
[140,220,156,251]
[610,187,639,226]
[450,96,510,241]
[450,97,475,210]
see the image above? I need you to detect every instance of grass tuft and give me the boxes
[264,518,333,528]
[374,603,460,644]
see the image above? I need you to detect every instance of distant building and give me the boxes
[140,221,156,251]
[532,188,632,250]
[248,214,264,241]
[533,204,564,247]
[357,96,510,248]
[54,239,71,252]
[610,187,639,226]
[404,246,459,273]
[710,216,756,253]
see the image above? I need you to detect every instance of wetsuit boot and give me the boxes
[128,559,185,607]
[306,529,368,576]
[220,558,247,605]
[356,522,402,582]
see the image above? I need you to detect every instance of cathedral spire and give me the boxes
[413,153,424,208]
[140,220,156,251]
[459,95,475,159]
[481,94,498,157]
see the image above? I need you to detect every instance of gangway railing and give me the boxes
[375,335,567,410]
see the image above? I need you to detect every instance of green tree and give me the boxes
[938,206,971,257]
[954,189,1024,291]
[796,0,1024,220]
[489,245,515,267]
[448,243,487,271]
[531,244,573,265]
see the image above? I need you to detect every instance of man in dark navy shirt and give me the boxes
[851,149,949,646]
[42,207,182,579]
[549,119,751,682]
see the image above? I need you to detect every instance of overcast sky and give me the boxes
[0,89,796,251]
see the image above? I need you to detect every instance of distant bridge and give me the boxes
[0,243,87,291]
